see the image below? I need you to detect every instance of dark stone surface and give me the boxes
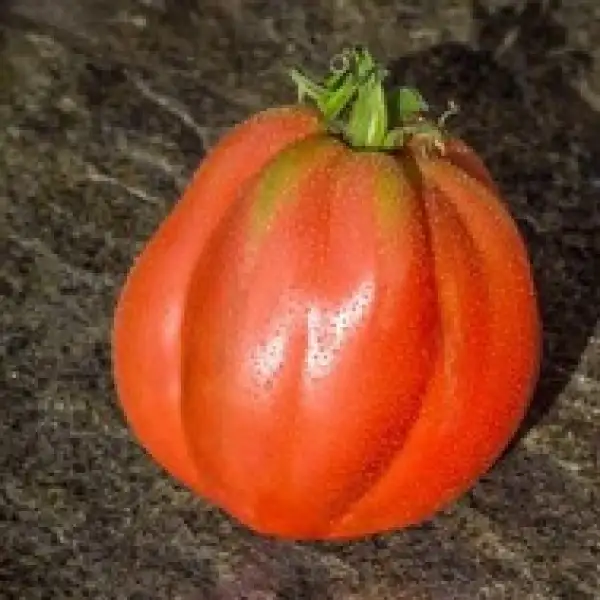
[1,1,598,598]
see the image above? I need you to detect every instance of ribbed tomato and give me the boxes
[112,48,540,540]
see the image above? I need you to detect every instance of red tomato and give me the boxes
[112,48,540,540]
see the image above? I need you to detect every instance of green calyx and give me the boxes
[289,46,458,152]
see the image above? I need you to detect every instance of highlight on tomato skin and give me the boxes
[111,47,541,541]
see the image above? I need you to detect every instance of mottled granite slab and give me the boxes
[1,1,598,598]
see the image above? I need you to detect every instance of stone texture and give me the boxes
[1,1,598,598]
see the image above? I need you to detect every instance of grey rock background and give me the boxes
[1,1,598,598]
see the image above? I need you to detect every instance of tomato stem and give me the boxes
[289,47,457,152]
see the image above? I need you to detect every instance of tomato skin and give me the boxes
[112,108,540,541]
[112,107,322,491]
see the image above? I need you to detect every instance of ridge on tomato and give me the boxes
[112,47,541,540]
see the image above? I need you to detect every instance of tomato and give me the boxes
[112,48,540,540]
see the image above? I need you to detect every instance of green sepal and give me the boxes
[289,69,326,105]
[391,87,430,123]
[347,73,388,148]
[320,72,360,121]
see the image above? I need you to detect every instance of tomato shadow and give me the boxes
[388,0,599,452]
[200,532,337,600]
